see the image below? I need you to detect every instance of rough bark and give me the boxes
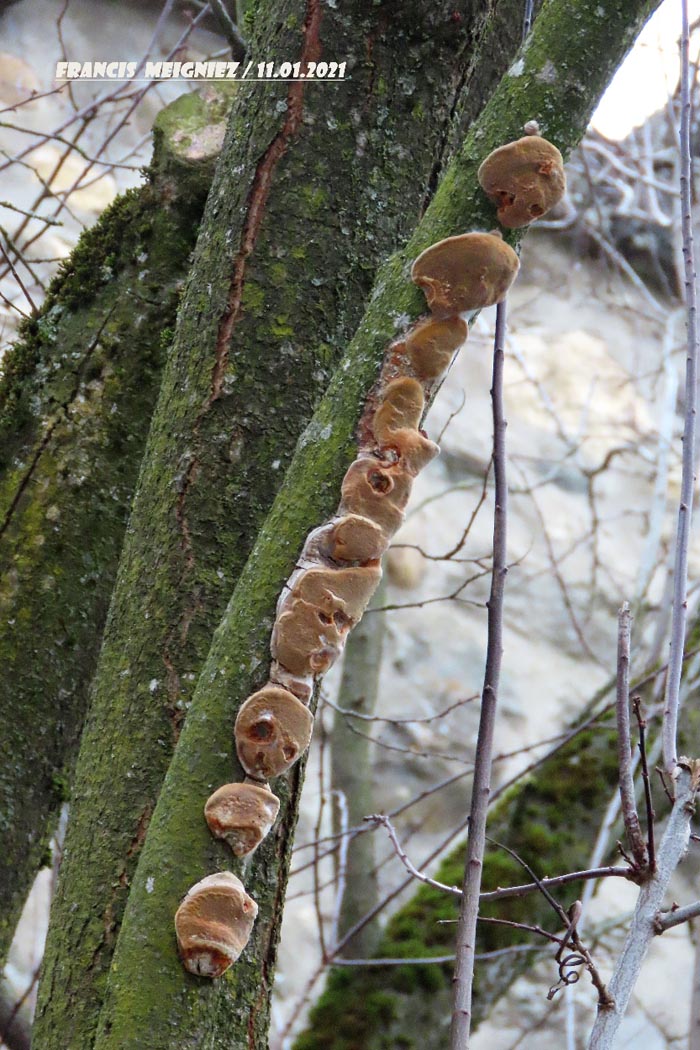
[330,582,386,958]
[0,87,227,966]
[32,1,515,1046]
[71,2,660,1048]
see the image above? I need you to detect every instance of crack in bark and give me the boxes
[421,2,494,214]
[161,0,324,735]
[0,306,116,541]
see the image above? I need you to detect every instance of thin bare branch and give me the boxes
[450,298,509,1050]
[663,0,700,774]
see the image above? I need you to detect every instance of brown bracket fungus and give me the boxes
[477,135,566,228]
[175,872,258,978]
[290,563,382,623]
[204,781,281,857]
[235,685,314,780]
[411,232,519,314]
[180,179,525,977]
[405,316,468,379]
[373,377,425,438]
[341,457,413,537]
[326,513,389,564]
[273,599,347,676]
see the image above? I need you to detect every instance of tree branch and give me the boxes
[662,0,700,774]
[615,603,647,870]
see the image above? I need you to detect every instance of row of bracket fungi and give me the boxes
[174,131,566,978]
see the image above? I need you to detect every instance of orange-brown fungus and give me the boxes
[405,316,467,379]
[327,513,388,563]
[235,686,314,780]
[373,377,425,439]
[477,135,565,228]
[292,563,383,622]
[341,458,412,537]
[204,781,280,857]
[175,872,258,978]
[411,232,519,315]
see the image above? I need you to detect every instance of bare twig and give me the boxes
[615,603,647,870]
[450,298,509,1050]
[654,898,700,933]
[633,696,656,871]
[662,0,700,775]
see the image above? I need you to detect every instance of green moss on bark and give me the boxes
[0,87,227,966]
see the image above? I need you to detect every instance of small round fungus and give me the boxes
[175,871,258,978]
[204,781,281,857]
[327,513,389,563]
[235,685,314,780]
[405,316,467,379]
[411,232,519,314]
[477,135,566,228]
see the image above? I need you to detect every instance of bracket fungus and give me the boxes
[178,141,528,977]
[341,457,413,537]
[477,135,566,228]
[326,513,388,564]
[175,872,258,978]
[234,685,314,780]
[204,781,280,857]
[373,377,425,438]
[411,232,519,314]
[405,315,467,380]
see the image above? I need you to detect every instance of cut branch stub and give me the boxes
[411,232,519,315]
[234,685,314,780]
[204,781,281,857]
[477,135,566,228]
[405,316,468,379]
[174,872,258,978]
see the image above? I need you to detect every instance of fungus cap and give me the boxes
[327,513,388,563]
[405,316,467,379]
[204,781,281,857]
[411,232,519,314]
[292,563,382,623]
[477,135,565,228]
[373,377,425,440]
[272,598,347,677]
[235,685,314,780]
[175,871,258,978]
[380,428,438,476]
[341,458,412,537]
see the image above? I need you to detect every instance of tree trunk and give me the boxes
[31,0,518,1046]
[35,2,661,1048]
[0,88,225,965]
